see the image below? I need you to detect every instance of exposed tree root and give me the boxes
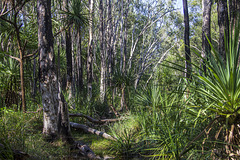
[70,122,117,141]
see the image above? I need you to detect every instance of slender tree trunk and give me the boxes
[217,0,229,61]
[183,0,192,80]
[107,0,114,109]
[120,0,129,111]
[19,49,26,112]
[99,0,106,104]
[37,0,72,142]
[57,37,61,81]
[14,18,26,112]
[66,28,73,97]
[64,0,73,99]
[201,0,212,75]
[76,29,83,90]
[87,0,94,100]
[32,57,37,98]
[71,29,76,101]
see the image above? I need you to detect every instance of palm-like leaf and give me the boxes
[194,21,240,124]
[61,0,88,28]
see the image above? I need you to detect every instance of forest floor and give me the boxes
[23,115,112,159]
[19,112,144,160]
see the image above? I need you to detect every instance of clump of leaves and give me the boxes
[0,108,29,157]
[167,20,240,158]
[109,114,140,158]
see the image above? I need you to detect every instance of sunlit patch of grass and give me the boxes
[108,114,142,158]
[26,134,71,159]
[91,138,112,156]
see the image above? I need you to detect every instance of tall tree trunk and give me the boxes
[19,45,26,112]
[183,0,192,80]
[87,0,94,100]
[120,0,129,111]
[66,28,73,97]
[14,15,26,112]
[229,0,240,29]
[64,0,73,99]
[217,0,229,61]
[76,29,83,90]
[57,36,61,81]
[37,0,72,142]
[107,0,114,109]
[201,0,212,75]
[99,0,106,104]
[71,29,76,101]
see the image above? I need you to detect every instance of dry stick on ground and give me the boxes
[70,122,117,141]
[69,113,123,124]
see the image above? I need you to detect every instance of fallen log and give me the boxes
[69,113,122,124]
[70,122,117,141]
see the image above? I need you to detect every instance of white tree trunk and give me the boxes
[99,0,106,104]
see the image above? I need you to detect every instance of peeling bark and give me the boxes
[37,0,72,142]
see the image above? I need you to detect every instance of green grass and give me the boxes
[0,107,117,159]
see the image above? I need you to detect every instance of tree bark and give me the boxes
[87,0,94,100]
[217,0,229,61]
[37,0,72,142]
[64,0,73,99]
[201,0,212,75]
[120,0,129,111]
[76,29,83,90]
[229,0,240,29]
[183,0,192,80]
[99,0,106,104]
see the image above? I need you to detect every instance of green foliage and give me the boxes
[0,108,28,159]
[165,20,240,158]
[0,57,20,109]
[109,114,140,157]
[108,82,212,159]
[188,21,240,127]
[61,0,88,28]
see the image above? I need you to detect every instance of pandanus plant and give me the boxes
[166,20,240,158]
[192,21,240,157]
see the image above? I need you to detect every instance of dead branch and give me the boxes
[109,104,120,117]
[69,113,122,124]
[71,141,98,159]
[70,122,117,141]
